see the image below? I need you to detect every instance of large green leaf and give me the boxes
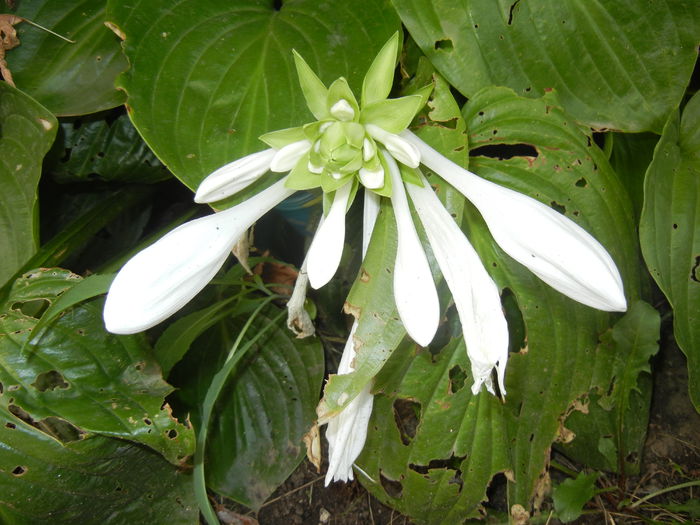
[357,86,644,520]
[0,268,195,464]
[0,82,56,288]
[3,0,127,116]
[393,0,700,132]
[0,409,196,524]
[358,339,510,523]
[105,0,401,190]
[170,306,324,510]
[640,92,700,410]
[560,301,660,474]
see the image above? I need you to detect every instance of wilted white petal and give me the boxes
[359,166,384,189]
[104,179,295,334]
[194,149,276,203]
[324,324,374,485]
[363,190,380,256]
[330,99,355,121]
[286,257,315,338]
[306,182,352,289]
[402,130,627,312]
[270,139,312,172]
[367,124,420,168]
[383,151,439,346]
[407,172,508,395]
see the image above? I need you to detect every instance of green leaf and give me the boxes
[0,82,57,288]
[609,132,659,222]
[105,0,401,191]
[0,269,195,465]
[552,472,599,523]
[560,301,660,474]
[3,0,127,116]
[360,95,424,133]
[361,32,399,107]
[357,339,511,523]
[170,306,324,510]
[51,114,169,183]
[0,409,196,524]
[640,92,700,411]
[393,0,700,132]
[259,126,307,149]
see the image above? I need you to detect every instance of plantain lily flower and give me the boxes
[104,32,626,397]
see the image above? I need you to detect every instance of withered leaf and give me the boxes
[0,14,23,86]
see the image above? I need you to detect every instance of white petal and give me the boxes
[362,138,376,162]
[407,172,508,395]
[324,323,374,485]
[383,151,439,346]
[363,191,380,257]
[194,149,275,203]
[367,124,420,168]
[330,99,355,121]
[306,182,352,289]
[402,130,627,312]
[359,166,384,189]
[270,139,312,172]
[104,179,295,334]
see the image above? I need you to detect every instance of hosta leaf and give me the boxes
[51,114,169,183]
[0,82,56,288]
[105,0,401,191]
[560,301,660,474]
[0,409,196,524]
[358,86,642,519]
[640,92,700,410]
[3,0,127,116]
[393,0,700,132]
[358,339,510,523]
[0,269,194,465]
[170,307,324,510]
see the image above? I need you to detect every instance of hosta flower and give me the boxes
[103,32,627,481]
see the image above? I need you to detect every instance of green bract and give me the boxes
[259,33,431,197]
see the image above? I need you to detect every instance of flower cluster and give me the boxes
[103,33,626,485]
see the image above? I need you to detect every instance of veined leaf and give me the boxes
[393,0,699,132]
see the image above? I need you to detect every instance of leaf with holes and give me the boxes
[393,0,700,132]
[560,301,660,474]
[0,409,196,524]
[640,92,700,411]
[169,306,324,510]
[2,0,127,116]
[0,268,195,465]
[356,86,644,518]
[104,0,400,192]
[357,338,511,523]
[0,82,57,289]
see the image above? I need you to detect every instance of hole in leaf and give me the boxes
[16,299,50,318]
[507,0,521,24]
[434,38,453,51]
[691,256,700,283]
[167,429,178,439]
[448,365,467,394]
[12,466,27,476]
[272,0,283,9]
[592,132,606,149]
[393,398,421,445]
[550,201,566,214]
[501,289,525,353]
[5,422,16,429]
[380,473,403,499]
[32,370,69,392]
[0,381,3,395]
[143,418,152,426]
[8,404,83,443]
[484,473,509,513]
[471,143,538,160]
[672,223,678,230]
[575,177,587,187]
